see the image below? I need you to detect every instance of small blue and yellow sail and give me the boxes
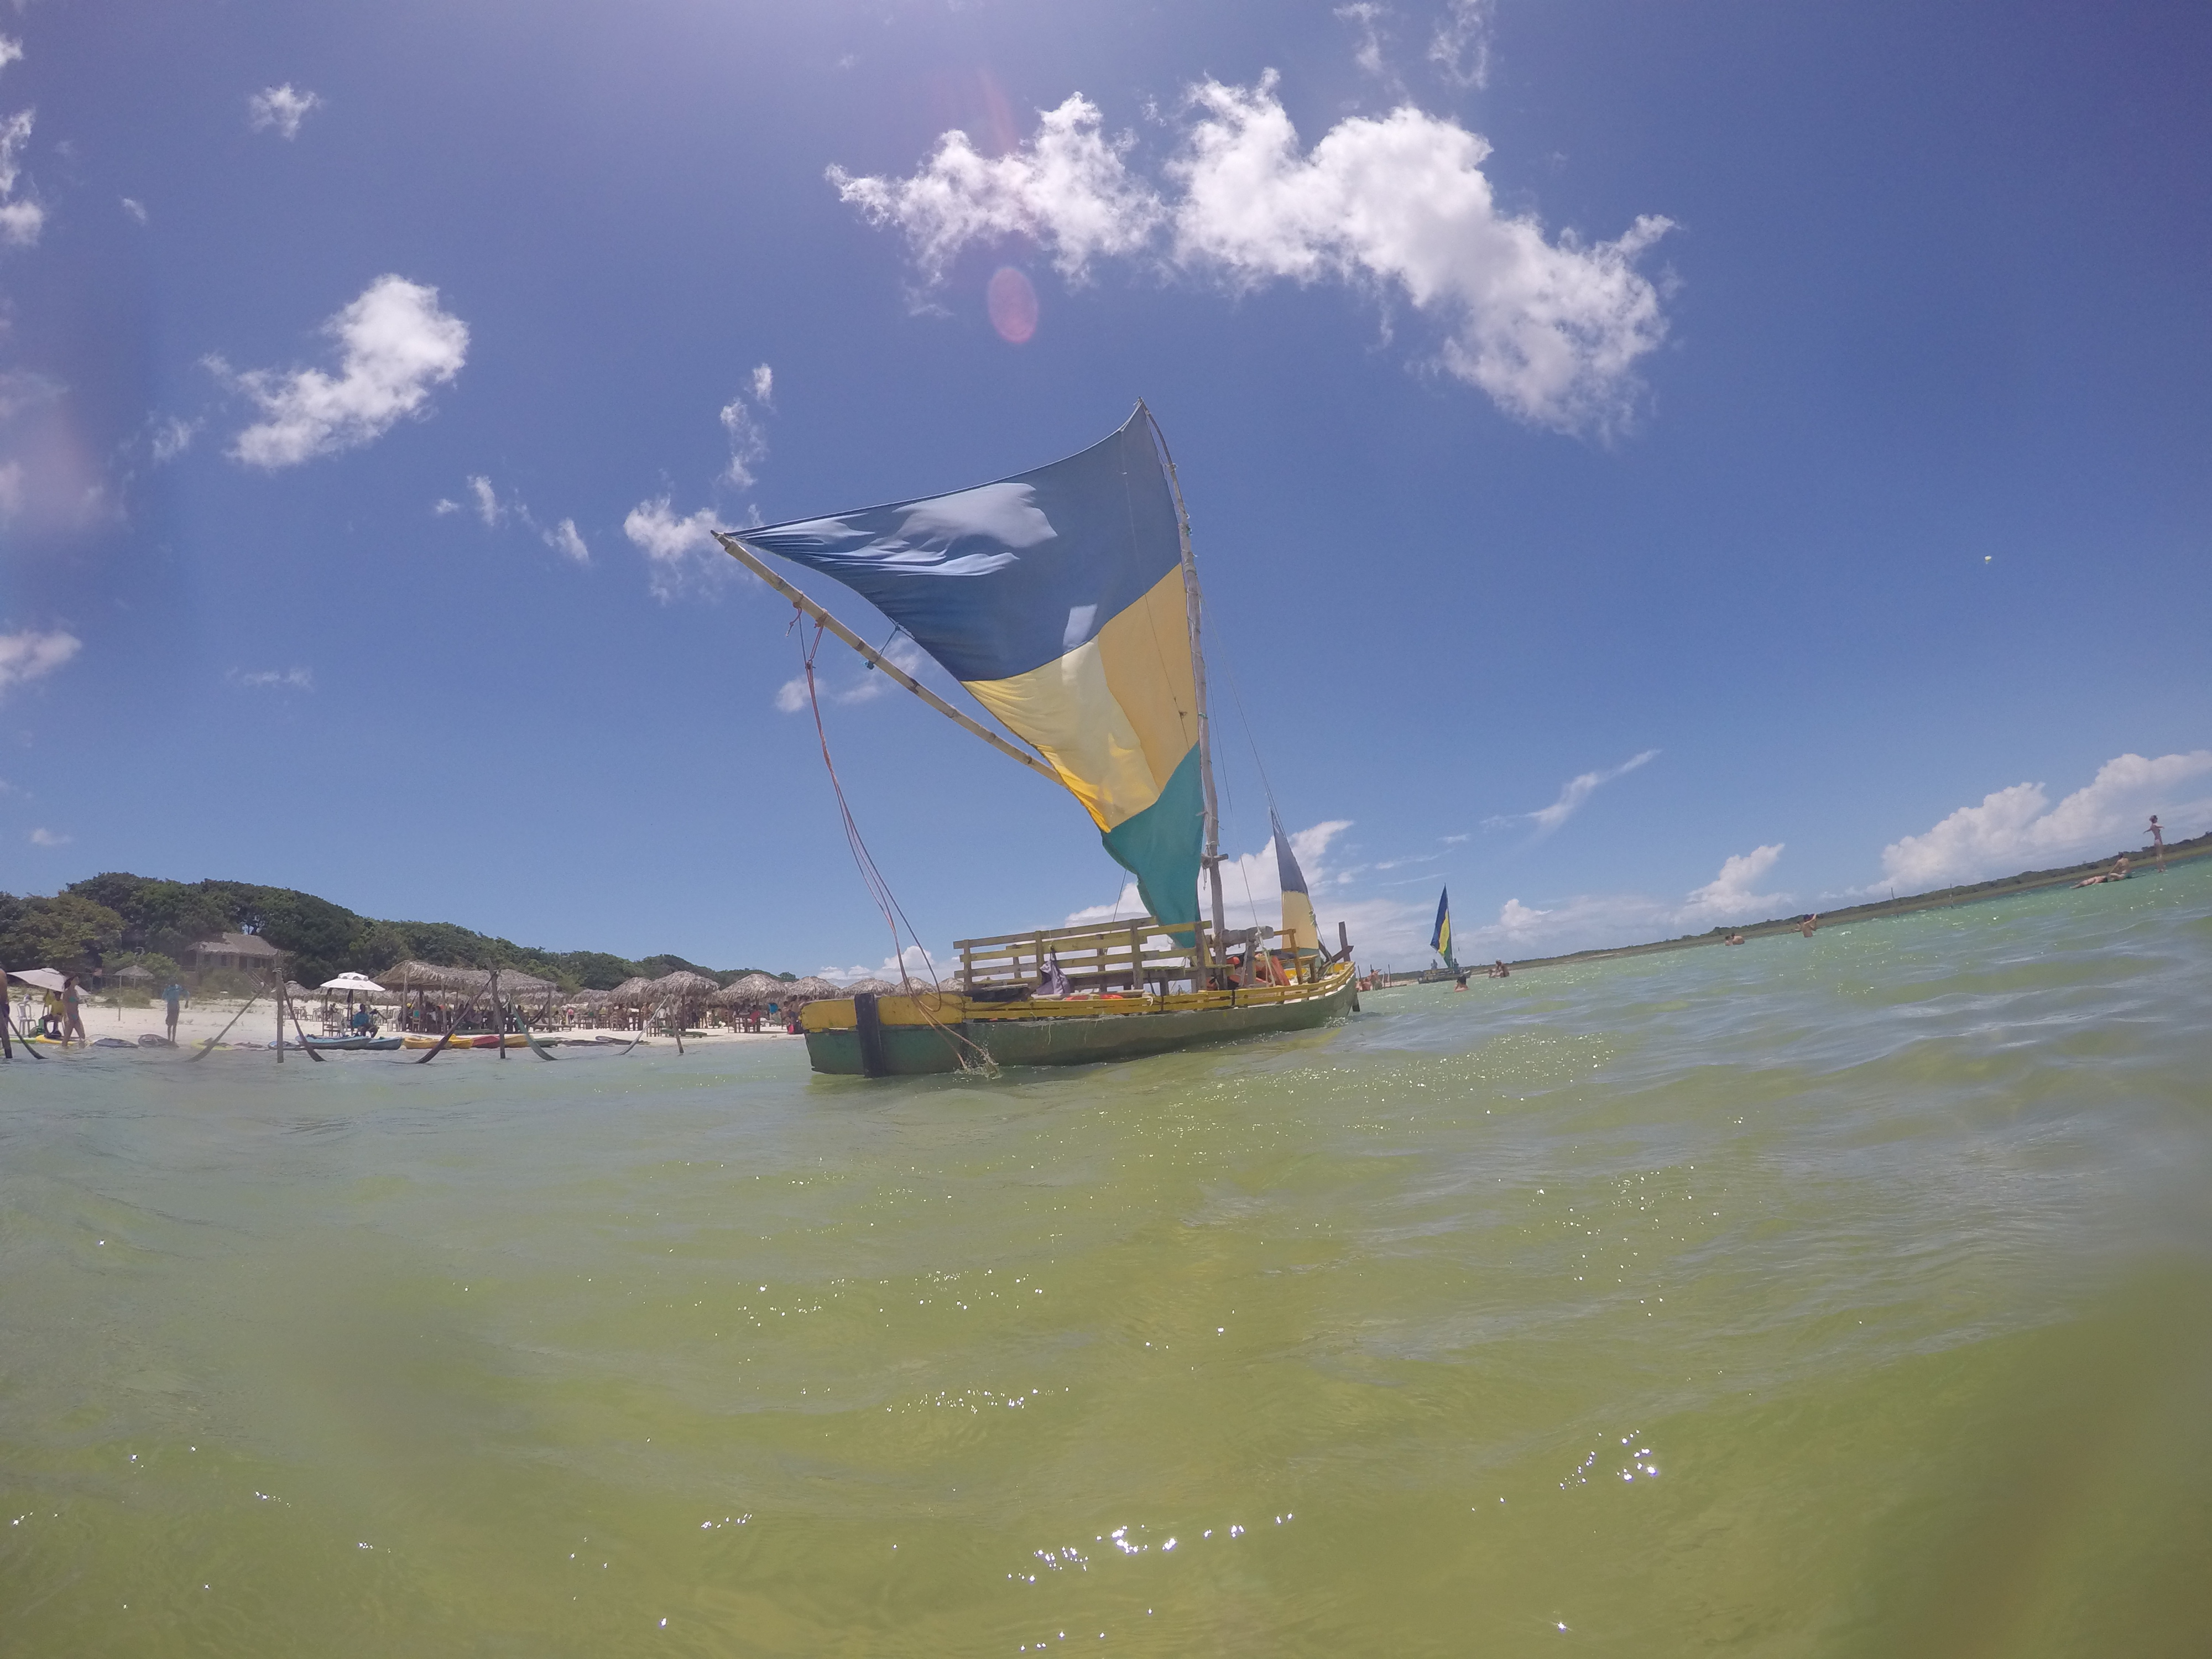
[734,409,1204,935]
[1431,887,1458,973]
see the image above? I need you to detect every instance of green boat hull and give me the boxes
[804,977,1358,1076]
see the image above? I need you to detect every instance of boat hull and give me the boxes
[802,967,1357,1077]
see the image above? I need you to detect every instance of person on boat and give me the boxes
[61,975,86,1046]
[163,979,184,1041]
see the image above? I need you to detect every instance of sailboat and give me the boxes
[716,404,1358,1076]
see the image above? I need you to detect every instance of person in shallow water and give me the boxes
[1800,914,1821,936]
[2075,854,2132,888]
[61,975,86,1046]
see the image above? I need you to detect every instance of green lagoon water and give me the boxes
[4,868,2210,1656]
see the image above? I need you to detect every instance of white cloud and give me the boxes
[149,415,197,462]
[832,77,1672,434]
[467,473,502,526]
[27,826,68,847]
[544,518,589,564]
[1336,4,1394,80]
[0,38,22,75]
[1485,748,1658,834]
[624,497,727,601]
[0,628,80,696]
[231,666,313,691]
[831,93,1164,284]
[750,363,774,408]
[1679,843,1788,920]
[1168,78,1671,432]
[248,84,321,140]
[720,391,768,489]
[224,275,468,468]
[1428,0,1495,88]
[432,497,460,515]
[121,196,147,224]
[774,635,928,713]
[0,107,44,247]
[1879,750,2212,891]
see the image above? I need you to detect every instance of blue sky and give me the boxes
[1,0,2208,974]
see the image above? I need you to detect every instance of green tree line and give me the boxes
[0,873,795,992]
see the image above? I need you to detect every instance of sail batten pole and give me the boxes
[1144,404,1229,973]
[714,533,1056,780]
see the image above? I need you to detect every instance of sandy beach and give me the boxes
[8,992,802,1049]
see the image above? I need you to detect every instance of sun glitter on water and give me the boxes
[988,265,1038,343]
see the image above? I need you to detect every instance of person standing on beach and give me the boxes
[163,979,184,1042]
[61,975,86,1046]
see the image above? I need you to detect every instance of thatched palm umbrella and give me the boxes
[843,977,899,997]
[716,973,784,1008]
[785,975,842,1004]
[648,970,718,1032]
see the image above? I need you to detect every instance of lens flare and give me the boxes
[987,266,1038,344]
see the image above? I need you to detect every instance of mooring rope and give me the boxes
[794,617,995,1074]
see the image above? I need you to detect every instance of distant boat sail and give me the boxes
[714,404,1358,1075]
[1431,887,1458,973]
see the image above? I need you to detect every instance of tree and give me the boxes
[0,894,127,972]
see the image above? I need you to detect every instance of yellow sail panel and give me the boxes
[963,565,1198,834]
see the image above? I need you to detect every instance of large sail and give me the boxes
[1273,809,1319,953]
[1431,887,1458,973]
[734,408,1204,936]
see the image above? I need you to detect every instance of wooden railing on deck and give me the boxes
[954,917,1276,997]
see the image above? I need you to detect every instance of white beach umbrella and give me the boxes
[320,972,387,993]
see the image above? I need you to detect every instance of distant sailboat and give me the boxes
[1431,887,1459,975]
[716,404,1357,1076]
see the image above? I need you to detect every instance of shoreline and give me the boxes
[1475,832,2210,978]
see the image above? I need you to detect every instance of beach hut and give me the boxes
[648,970,719,1032]
[186,931,283,977]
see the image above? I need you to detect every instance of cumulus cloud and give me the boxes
[1879,750,2212,891]
[624,497,727,601]
[544,518,589,564]
[248,84,321,140]
[832,95,1163,285]
[27,826,68,847]
[832,77,1672,433]
[0,107,44,247]
[750,363,774,408]
[222,275,468,468]
[0,628,80,696]
[1485,748,1658,834]
[1679,843,1788,919]
[1428,0,1495,88]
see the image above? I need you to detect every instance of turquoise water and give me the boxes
[3,867,2208,1655]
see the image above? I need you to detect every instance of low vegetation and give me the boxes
[0,873,796,991]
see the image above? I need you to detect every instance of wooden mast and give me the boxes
[713,533,1056,781]
[1142,403,1229,973]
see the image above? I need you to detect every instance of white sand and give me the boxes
[8,993,800,1048]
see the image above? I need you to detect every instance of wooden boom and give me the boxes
[714,532,1056,781]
